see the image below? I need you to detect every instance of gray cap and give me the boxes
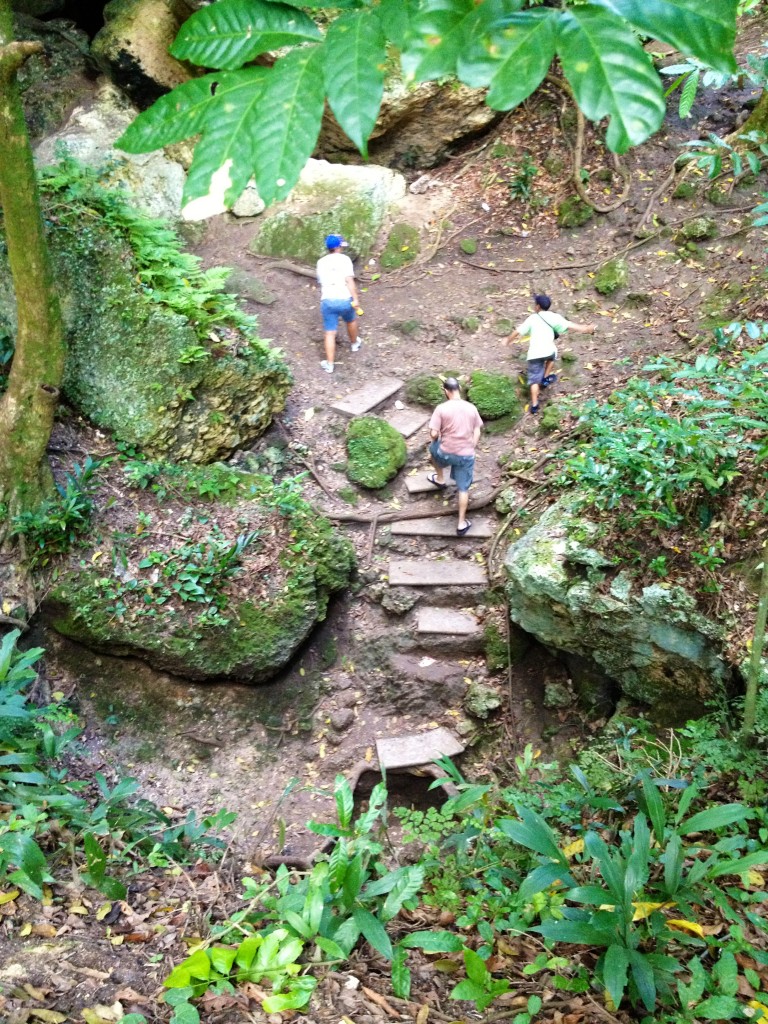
[442,377,460,391]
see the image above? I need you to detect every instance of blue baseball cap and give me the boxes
[325,234,347,250]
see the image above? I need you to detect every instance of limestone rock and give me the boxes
[232,181,267,218]
[465,680,502,719]
[677,217,718,242]
[15,15,91,140]
[226,268,277,306]
[91,0,195,108]
[503,497,732,722]
[318,80,500,170]
[35,83,188,222]
[14,0,64,14]
[249,158,406,263]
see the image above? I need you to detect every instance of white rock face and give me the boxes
[34,82,187,222]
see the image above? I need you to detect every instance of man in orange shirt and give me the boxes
[428,377,483,536]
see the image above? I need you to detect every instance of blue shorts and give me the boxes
[429,439,475,492]
[527,355,555,386]
[321,298,357,332]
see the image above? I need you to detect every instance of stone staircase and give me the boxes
[330,378,497,768]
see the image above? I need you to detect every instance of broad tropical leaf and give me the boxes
[401,0,482,82]
[603,944,630,1010]
[171,0,322,70]
[181,69,269,220]
[117,73,229,153]
[252,45,326,206]
[556,5,666,153]
[679,70,699,118]
[378,0,415,48]
[325,9,387,156]
[353,907,393,959]
[457,7,557,110]
[602,0,737,75]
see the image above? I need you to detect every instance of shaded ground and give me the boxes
[4,36,768,1023]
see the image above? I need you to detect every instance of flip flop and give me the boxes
[456,521,472,536]
[427,473,447,489]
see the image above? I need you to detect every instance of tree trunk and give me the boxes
[740,87,768,137]
[0,0,65,517]
[742,544,768,742]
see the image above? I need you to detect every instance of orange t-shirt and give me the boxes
[429,399,483,456]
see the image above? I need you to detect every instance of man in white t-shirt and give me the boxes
[502,293,595,413]
[315,234,361,374]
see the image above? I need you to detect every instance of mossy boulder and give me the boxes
[379,222,420,270]
[405,371,462,407]
[45,480,356,683]
[673,181,696,200]
[677,217,717,243]
[503,497,733,723]
[250,159,406,263]
[594,258,629,295]
[460,238,478,255]
[346,417,407,489]
[557,196,594,229]
[0,171,292,463]
[467,370,521,420]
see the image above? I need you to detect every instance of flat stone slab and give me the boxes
[405,471,456,494]
[388,559,488,586]
[331,377,403,417]
[417,607,480,635]
[391,517,494,538]
[385,407,430,438]
[377,728,465,770]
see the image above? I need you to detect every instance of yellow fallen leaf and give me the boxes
[0,889,19,905]
[668,919,705,938]
[69,902,89,915]
[364,747,373,762]
[746,868,764,887]
[299,667,305,677]
[20,922,32,936]
[30,1012,67,1024]
[749,999,768,1021]
[318,742,326,759]
[96,903,112,922]
[632,900,673,921]
[562,839,584,859]
[92,550,104,562]
[2,600,12,614]
[416,1004,430,1024]
[110,934,124,945]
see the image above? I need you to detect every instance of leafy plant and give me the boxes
[116,0,737,216]
[11,457,101,565]
[507,153,539,203]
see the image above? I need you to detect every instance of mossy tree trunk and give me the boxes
[740,88,768,137]
[0,0,65,518]
[742,543,768,743]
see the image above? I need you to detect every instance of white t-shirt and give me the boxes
[517,311,570,360]
[316,252,355,301]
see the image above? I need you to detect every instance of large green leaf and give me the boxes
[556,4,666,153]
[353,907,393,959]
[458,7,557,110]
[401,0,481,83]
[325,9,386,156]
[378,0,415,49]
[601,0,737,75]
[680,802,749,835]
[180,69,268,219]
[171,0,322,70]
[603,944,630,1011]
[117,73,224,153]
[253,44,326,206]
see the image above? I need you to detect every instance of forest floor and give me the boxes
[5,27,768,1024]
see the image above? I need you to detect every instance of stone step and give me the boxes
[405,471,456,494]
[388,559,488,587]
[377,727,465,770]
[385,407,430,438]
[391,516,494,538]
[417,606,481,636]
[331,377,403,417]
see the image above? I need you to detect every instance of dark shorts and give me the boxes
[321,298,356,331]
[429,439,475,492]
[527,355,555,386]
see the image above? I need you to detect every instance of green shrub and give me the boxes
[346,417,407,489]
[12,457,101,565]
[467,370,521,420]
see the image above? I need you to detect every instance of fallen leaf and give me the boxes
[30,1012,67,1024]
[668,919,704,938]
[0,890,19,905]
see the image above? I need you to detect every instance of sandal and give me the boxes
[427,473,447,489]
[456,521,472,536]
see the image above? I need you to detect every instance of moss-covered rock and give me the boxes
[539,404,562,432]
[503,497,732,723]
[380,222,420,270]
[405,371,462,407]
[460,238,478,255]
[16,15,91,140]
[346,417,407,489]
[45,479,356,683]
[467,370,521,420]
[0,168,291,462]
[557,196,594,229]
[594,258,629,295]
[673,181,696,200]
[250,159,406,263]
[677,217,717,243]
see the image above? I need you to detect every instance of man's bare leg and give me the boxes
[323,330,337,365]
[457,489,470,531]
[429,454,446,485]
[347,319,358,346]
[530,382,541,409]
[543,358,555,379]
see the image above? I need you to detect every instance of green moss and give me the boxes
[539,404,562,432]
[337,486,359,505]
[405,371,461,407]
[491,318,514,337]
[461,317,480,333]
[561,350,578,364]
[673,181,696,199]
[491,142,517,159]
[346,417,407,489]
[394,319,422,335]
[700,281,741,329]
[379,222,420,270]
[484,413,519,435]
[484,623,508,672]
[557,196,594,229]
[542,155,565,176]
[676,217,717,243]
[707,185,730,206]
[460,238,478,255]
[467,370,521,420]
[594,258,629,295]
